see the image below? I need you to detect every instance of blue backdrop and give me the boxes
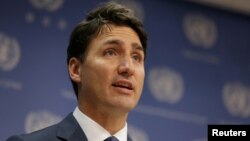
[1,0,250,141]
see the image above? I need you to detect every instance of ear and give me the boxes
[68,57,81,83]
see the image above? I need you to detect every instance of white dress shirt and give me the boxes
[73,107,127,141]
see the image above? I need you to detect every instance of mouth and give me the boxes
[112,80,134,90]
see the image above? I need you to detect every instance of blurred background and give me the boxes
[1,0,250,141]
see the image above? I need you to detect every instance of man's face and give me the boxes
[77,24,145,114]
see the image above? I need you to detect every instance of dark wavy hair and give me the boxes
[67,1,148,98]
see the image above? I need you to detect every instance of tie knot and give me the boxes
[104,136,119,141]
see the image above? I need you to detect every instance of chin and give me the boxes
[119,102,138,112]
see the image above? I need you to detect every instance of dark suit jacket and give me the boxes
[7,113,132,141]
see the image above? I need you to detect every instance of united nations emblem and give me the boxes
[148,67,185,104]
[0,33,21,71]
[223,82,250,118]
[27,0,67,30]
[183,13,217,49]
[29,0,64,12]
[25,110,62,133]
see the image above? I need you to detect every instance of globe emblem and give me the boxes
[29,0,64,12]
[25,110,62,133]
[128,125,149,141]
[0,33,21,71]
[148,67,184,104]
[183,13,217,49]
[223,82,250,118]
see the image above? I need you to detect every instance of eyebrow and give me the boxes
[132,43,144,52]
[103,39,144,52]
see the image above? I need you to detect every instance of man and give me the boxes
[7,1,147,141]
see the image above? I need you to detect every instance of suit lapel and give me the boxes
[56,113,88,141]
[55,113,133,141]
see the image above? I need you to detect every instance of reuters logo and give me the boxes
[183,13,217,49]
[148,67,185,104]
[223,82,250,118]
[25,110,62,133]
[0,33,21,71]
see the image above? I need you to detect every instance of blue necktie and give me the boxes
[104,136,119,141]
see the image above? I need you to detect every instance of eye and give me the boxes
[104,48,117,57]
[132,54,143,62]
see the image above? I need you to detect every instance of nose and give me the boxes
[117,57,135,77]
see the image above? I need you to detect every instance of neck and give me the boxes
[78,104,128,135]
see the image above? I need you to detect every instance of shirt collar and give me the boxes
[73,107,127,141]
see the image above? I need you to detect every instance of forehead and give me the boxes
[95,24,142,45]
